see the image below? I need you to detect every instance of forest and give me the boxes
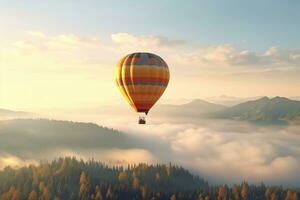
[0,157,298,200]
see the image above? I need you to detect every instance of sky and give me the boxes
[1,0,300,111]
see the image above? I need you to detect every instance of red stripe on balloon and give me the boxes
[119,77,169,83]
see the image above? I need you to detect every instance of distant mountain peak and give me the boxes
[261,96,270,100]
[185,99,215,105]
[213,96,300,124]
[271,96,290,101]
[256,96,270,102]
[256,96,292,102]
[152,98,226,117]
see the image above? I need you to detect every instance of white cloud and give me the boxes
[1,113,300,186]
[1,31,300,110]
[2,31,300,71]
[174,44,300,68]
[26,31,46,38]
[34,148,157,167]
[2,31,300,72]
[108,118,300,186]
[0,31,104,68]
[263,47,300,65]
[0,154,38,169]
[111,33,185,52]
[22,31,101,51]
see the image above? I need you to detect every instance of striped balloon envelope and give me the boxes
[116,52,170,117]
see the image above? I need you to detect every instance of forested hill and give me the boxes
[0,157,299,200]
[0,157,208,200]
[0,119,145,155]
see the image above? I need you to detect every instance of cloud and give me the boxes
[167,125,300,185]
[21,31,101,52]
[1,30,300,110]
[103,117,300,186]
[4,31,299,69]
[0,31,104,70]
[111,33,185,51]
[174,44,300,68]
[0,154,38,169]
[2,31,299,73]
[1,116,300,186]
[26,31,46,38]
[0,119,159,167]
[0,31,116,81]
[34,148,156,167]
[263,47,300,66]
[2,31,299,71]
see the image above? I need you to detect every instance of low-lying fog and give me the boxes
[0,108,300,187]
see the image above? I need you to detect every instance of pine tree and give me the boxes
[39,182,51,200]
[132,177,139,189]
[170,194,176,200]
[94,185,103,200]
[231,184,239,200]
[28,190,38,200]
[285,191,298,200]
[106,185,113,199]
[140,185,147,199]
[118,171,128,183]
[218,186,227,200]
[11,189,21,200]
[198,193,204,200]
[240,183,249,200]
[271,192,278,200]
[205,195,210,200]
[79,171,89,200]
[265,188,273,200]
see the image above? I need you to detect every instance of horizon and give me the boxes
[2,95,300,113]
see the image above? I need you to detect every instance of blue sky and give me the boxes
[1,0,300,50]
[1,0,300,110]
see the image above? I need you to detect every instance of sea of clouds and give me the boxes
[104,116,300,187]
[0,112,299,187]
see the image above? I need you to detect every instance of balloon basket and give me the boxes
[138,116,146,124]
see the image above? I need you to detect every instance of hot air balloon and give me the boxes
[116,52,170,124]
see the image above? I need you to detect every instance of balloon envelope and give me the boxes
[116,52,170,114]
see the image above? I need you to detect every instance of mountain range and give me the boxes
[1,96,300,125]
[151,99,226,117]
[213,96,300,124]
[153,96,300,125]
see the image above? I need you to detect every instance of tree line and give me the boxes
[0,157,298,200]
